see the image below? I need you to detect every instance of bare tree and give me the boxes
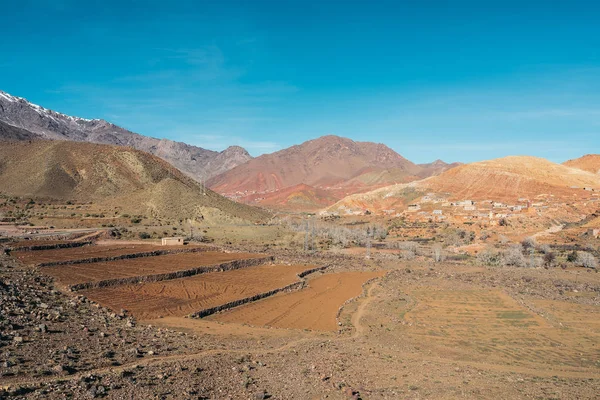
[503,244,527,267]
[576,251,598,269]
[432,244,445,263]
[477,246,501,266]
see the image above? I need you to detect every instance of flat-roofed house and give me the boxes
[162,237,185,246]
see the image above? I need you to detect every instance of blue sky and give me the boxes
[1,0,599,163]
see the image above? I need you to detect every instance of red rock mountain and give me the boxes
[207,135,435,209]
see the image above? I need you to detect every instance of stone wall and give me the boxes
[7,241,92,252]
[189,265,327,318]
[68,256,275,292]
[38,245,218,267]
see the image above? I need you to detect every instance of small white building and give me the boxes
[407,204,421,212]
[432,209,443,215]
[162,237,185,246]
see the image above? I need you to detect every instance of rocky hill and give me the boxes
[329,156,600,213]
[0,120,42,141]
[208,135,455,209]
[563,154,600,175]
[0,90,251,180]
[0,141,269,223]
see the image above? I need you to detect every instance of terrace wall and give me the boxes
[37,245,219,267]
[189,265,328,318]
[7,241,92,252]
[69,255,275,292]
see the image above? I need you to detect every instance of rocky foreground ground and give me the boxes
[1,249,599,399]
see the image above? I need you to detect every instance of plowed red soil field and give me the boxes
[8,240,79,248]
[212,271,384,331]
[43,251,264,286]
[12,244,201,265]
[80,264,317,319]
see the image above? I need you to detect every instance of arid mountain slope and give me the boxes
[241,183,339,211]
[0,120,42,141]
[0,90,251,180]
[208,135,425,201]
[0,141,269,223]
[563,154,600,175]
[330,156,600,212]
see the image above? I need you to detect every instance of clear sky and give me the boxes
[1,0,599,163]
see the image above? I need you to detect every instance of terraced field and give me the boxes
[8,239,85,250]
[212,271,384,331]
[81,264,317,319]
[399,288,600,370]
[43,251,265,287]
[12,243,203,265]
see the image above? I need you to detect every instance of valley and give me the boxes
[0,90,598,399]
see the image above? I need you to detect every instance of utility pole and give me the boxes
[366,226,371,259]
[304,219,309,252]
[311,216,316,253]
[530,247,534,268]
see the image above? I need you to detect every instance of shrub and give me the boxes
[521,236,537,250]
[138,232,151,239]
[130,218,142,224]
[543,251,556,266]
[576,252,597,269]
[477,247,501,266]
[538,244,552,254]
[503,244,527,267]
[567,250,578,263]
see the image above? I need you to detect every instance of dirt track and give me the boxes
[42,251,263,286]
[81,264,317,319]
[212,271,384,331]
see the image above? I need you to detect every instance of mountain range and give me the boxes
[0,89,460,211]
[0,90,251,181]
[3,89,597,216]
[207,135,459,209]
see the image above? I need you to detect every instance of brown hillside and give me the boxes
[425,156,600,200]
[240,183,340,211]
[330,156,600,212]
[563,154,600,175]
[208,135,422,202]
[0,141,269,223]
